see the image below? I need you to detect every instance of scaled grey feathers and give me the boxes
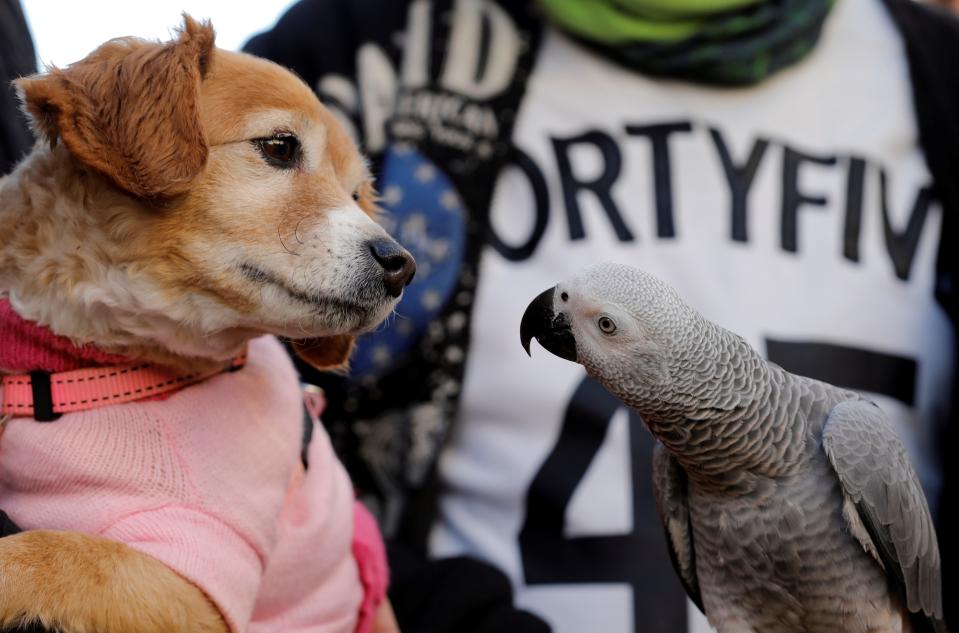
[520,262,945,633]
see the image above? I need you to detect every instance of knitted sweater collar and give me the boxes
[0,299,131,373]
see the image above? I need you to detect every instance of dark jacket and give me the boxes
[245,0,959,629]
[3,3,955,633]
[0,0,35,174]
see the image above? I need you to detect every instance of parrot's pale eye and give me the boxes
[598,316,617,334]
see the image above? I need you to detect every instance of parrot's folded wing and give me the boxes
[652,444,704,614]
[822,400,946,632]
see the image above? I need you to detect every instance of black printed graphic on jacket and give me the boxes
[244,2,959,631]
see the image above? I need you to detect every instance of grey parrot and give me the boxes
[519,262,946,633]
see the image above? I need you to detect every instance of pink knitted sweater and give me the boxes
[0,302,387,633]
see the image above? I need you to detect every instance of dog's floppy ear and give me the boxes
[291,336,356,372]
[14,15,214,199]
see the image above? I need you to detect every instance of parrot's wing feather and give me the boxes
[652,443,704,613]
[822,400,944,628]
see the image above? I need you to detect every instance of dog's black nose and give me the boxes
[369,239,416,297]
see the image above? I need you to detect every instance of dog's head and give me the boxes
[11,16,414,370]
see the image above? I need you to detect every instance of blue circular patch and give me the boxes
[350,146,467,377]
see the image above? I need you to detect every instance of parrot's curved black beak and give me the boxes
[520,287,578,362]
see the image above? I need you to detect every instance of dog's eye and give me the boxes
[254,134,300,168]
[352,189,361,202]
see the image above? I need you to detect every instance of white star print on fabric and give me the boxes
[372,345,393,367]
[421,290,442,311]
[382,185,403,206]
[440,189,461,211]
[415,163,437,183]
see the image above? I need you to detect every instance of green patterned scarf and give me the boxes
[539,0,836,85]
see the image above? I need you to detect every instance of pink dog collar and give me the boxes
[1,353,246,422]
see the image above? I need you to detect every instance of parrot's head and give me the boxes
[520,262,700,403]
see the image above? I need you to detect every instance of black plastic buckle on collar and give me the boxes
[0,509,22,537]
[30,370,61,422]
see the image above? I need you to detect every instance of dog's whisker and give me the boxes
[293,217,306,245]
[276,224,300,257]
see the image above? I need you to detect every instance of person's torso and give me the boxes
[430,1,953,632]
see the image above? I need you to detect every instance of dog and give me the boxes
[0,16,412,633]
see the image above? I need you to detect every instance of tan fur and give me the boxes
[17,17,214,200]
[0,530,228,633]
[0,15,412,632]
[292,334,356,372]
[0,16,404,371]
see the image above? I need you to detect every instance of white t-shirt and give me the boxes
[430,1,953,632]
